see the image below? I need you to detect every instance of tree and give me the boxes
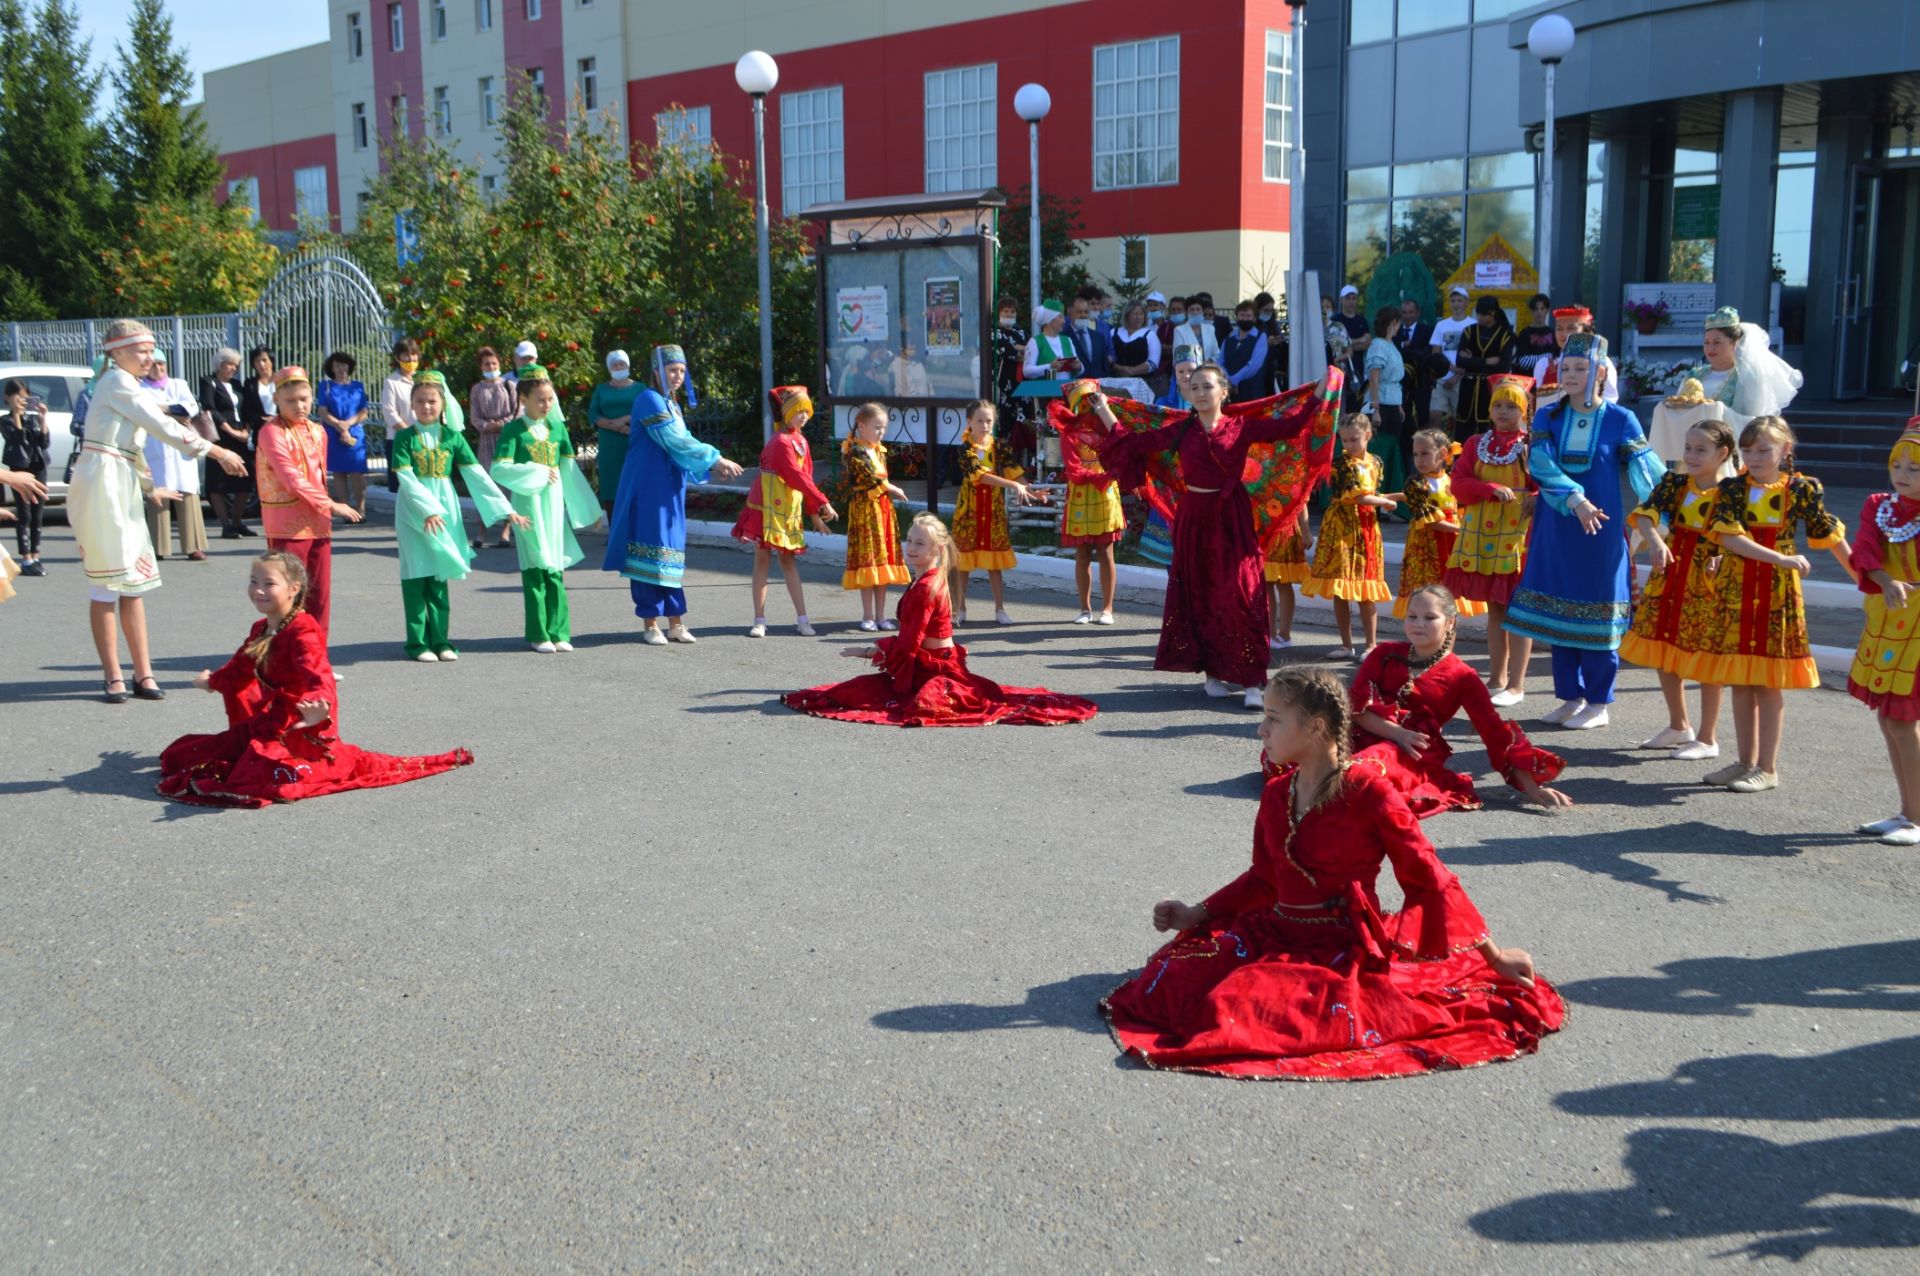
[996,184,1091,308]
[1391,200,1464,298]
[95,197,278,314]
[105,0,221,212]
[0,0,112,316]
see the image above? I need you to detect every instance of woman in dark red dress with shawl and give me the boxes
[1090,366,1340,709]
[1103,666,1563,1080]
[783,513,1096,728]
[158,552,473,807]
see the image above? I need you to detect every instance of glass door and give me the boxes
[1834,166,1882,398]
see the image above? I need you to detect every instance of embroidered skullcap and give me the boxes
[515,362,552,384]
[1704,306,1742,331]
[1172,343,1203,368]
[651,343,697,406]
[768,385,812,428]
[273,365,310,388]
[412,369,467,431]
[1560,332,1608,363]
[101,319,155,351]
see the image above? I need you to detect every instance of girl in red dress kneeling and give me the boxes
[1351,584,1571,817]
[1102,666,1563,1080]
[783,513,1097,728]
[157,551,473,807]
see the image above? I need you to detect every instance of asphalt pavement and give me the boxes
[1,507,1915,1273]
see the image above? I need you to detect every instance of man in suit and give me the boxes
[1067,291,1110,379]
[1393,298,1439,431]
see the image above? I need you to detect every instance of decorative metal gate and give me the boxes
[243,250,393,392]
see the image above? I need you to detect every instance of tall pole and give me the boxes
[753,92,774,443]
[1540,62,1556,302]
[1287,2,1307,390]
[1028,119,1041,320]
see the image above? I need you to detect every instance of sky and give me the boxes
[69,0,328,102]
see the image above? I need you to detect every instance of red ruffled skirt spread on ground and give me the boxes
[783,643,1097,728]
[1101,907,1564,1081]
[1352,722,1563,818]
[158,728,472,808]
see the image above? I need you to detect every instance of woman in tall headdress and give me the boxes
[601,344,745,645]
[69,320,249,702]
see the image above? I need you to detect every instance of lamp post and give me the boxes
[735,50,780,442]
[1528,14,1576,303]
[1013,83,1052,322]
[1285,0,1307,389]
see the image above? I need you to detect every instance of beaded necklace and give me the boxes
[1877,495,1920,544]
[1477,429,1526,468]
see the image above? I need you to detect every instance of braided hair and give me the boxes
[910,511,955,595]
[242,551,309,668]
[1740,415,1797,478]
[1264,665,1353,810]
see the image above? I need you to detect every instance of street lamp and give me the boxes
[1528,13,1576,303]
[1013,83,1051,322]
[735,50,780,442]
[1285,0,1307,390]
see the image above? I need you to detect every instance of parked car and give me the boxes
[0,363,95,503]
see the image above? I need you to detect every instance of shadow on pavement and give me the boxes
[870,971,1127,1036]
[1469,1124,1920,1260]
[0,748,222,820]
[1556,940,1920,1018]
[1554,1036,1920,1121]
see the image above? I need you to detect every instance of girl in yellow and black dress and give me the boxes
[950,399,1041,625]
[840,402,910,632]
[1264,512,1311,651]
[1395,428,1485,620]
[1304,413,1394,657]
[732,386,838,638]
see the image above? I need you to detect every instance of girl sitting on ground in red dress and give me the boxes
[1350,584,1570,816]
[157,551,473,807]
[783,513,1097,728]
[1101,665,1564,1080]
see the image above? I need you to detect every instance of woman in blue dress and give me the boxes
[316,351,371,519]
[601,344,744,645]
[1505,334,1666,731]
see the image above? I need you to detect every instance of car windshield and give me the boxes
[16,375,75,413]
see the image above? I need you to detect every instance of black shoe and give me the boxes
[222,524,242,539]
[133,676,166,701]
[235,523,256,537]
[20,560,44,576]
[102,678,128,704]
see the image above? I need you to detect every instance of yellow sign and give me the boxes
[1443,234,1540,316]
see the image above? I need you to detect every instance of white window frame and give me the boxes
[293,166,329,223]
[351,102,369,150]
[578,57,597,111]
[1121,236,1150,282]
[1092,35,1180,191]
[779,85,844,216]
[923,63,996,193]
[430,0,447,41]
[481,173,499,202]
[433,85,451,136]
[345,11,364,61]
[475,0,493,31]
[479,76,497,126]
[1263,30,1293,183]
[529,66,546,108]
[226,176,261,224]
[392,93,408,138]
[656,106,712,157]
[388,2,403,52]
[527,0,542,18]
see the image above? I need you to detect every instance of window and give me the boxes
[388,2,403,52]
[351,102,369,150]
[1092,36,1179,190]
[294,166,329,223]
[1340,153,1540,294]
[526,0,541,17]
[923,63,996,193]
[780,85,843,215]
[479,76,497,126]
[1350,0,1392,44]
[430,0,446,40]
[481,173,499,202]
[1397,0,1470,37]
[656,106,712,156]
[1262,31,1292,182]
[578,57,597,111]
[1121,236,1149,283]
[345,11,364,60]
[226,176,261,224]
[528,67,545,109]
[475,0,492,30]
[433,85,451,136]
[392,94,408,138]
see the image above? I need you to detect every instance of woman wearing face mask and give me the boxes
[589,349,645,515]
[380,338,420,463]
[1174,299,1221,364]
[466,346,517,549]
[1022,302,1081,385]
[991,294,1028,441]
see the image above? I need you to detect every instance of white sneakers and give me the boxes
[1671,739,1720,761]
[437,650,458,662]
[1863,816,1920,845]
[1488,687,1525,708]
[1203,678,1241,698]
[1638,726,1696,749]
[414,651,440,662]
[747,623,767,638]
[858,619,879,632]
[531,641,557,654]
[667,625,697,644]
[1540,698,1586,725]
[1269,635,1292,650]
[795,618,817,637]
[995,608,1014,626]
[1074,611,1093,625]
[1562,702,1610,730]
[1095,612,1114,626]
[1243,687,1264,709]
[640,628,669,646]
[553,641,573,653]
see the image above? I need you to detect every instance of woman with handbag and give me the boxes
[0,378,49,575]
[200,348,255,538]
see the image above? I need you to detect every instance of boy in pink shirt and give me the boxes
[255,366,362,637]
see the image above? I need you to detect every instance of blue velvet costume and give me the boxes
[601,345,721,618]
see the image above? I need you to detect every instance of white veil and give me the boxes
[1731,323,1804,418]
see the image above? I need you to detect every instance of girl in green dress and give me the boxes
[488,366,603,652]
[389,372,527,661]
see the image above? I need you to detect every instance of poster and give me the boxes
[1473,260,1513,288]
[1673,185,1721,240]
[924,276,963,356]
[835,286,889,343]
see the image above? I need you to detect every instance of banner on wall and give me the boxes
[924,277,963,356]
[835,286,890,342]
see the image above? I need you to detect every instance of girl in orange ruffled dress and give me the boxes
[1394,428,1485,620]
[1442,375,1536,706]
[733,386,838,638]
[950,400,1043,626]
[839,401,910,632]
[1304,413,1394,657]
[1847,416,1920,844]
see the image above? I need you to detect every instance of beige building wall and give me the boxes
[329,1,379,229]
[201,43,333,155]
[633,0,1085,77]
[564,1,630,144]
[1077,229,1291,311]
[416,0,509,201]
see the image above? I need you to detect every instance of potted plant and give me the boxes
[1623,298,1671,336]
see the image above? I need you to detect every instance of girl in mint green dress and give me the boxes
[488,365,603,652]
[390,371,525,661]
